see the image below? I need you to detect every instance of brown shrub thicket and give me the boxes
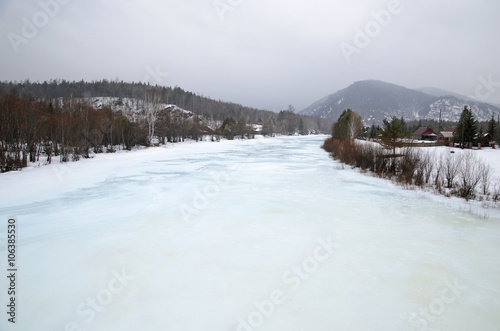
[0,93,208,172]
[322,138,498,202]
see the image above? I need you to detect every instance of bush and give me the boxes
[454,152,482,201]
[443,152,462,189]
[322,138,499,204]
[398,147,420,185]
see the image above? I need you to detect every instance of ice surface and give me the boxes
[0,136,499,331]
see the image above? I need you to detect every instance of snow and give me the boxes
[414,144,500,179]
[1,136,500,330]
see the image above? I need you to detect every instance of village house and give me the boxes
[412,127,438,141]
[480,133,494,147]
[438,127,456,144]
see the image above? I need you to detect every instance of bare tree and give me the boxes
[348,112,364,140]
[144,89,163,143]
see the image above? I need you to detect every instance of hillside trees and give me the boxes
[277,110,299,135]
[262,118,275,136]
[236,113,248,137]
[0,80,333,136]
[220,116,237,139]
[0,92,190,172]
[0,93,148,172]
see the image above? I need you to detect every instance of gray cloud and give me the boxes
[1,0,499,111]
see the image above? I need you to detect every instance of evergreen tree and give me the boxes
[477,126,485,145]
[454,106,477,148]
[298,118,306,135]
[487,114,496,137]
[236,113,247,137]
[332,109,363,141]
[400,116,408,136]
[381,116,406,154]
[368,124,378,139]
[497,115,500,145]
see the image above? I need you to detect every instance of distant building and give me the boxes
[248,124,263,133]
[439,131,454,144]
[483,133,494,146]
[438,126,456,144]
[412,127,438,141]
[149,136,160,146]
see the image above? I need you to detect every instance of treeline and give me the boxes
[363,106,499,146]
[0,79,331,133]
[0,92,209,172]
[0,80,332,173]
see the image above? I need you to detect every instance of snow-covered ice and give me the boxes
[0,136,499,331]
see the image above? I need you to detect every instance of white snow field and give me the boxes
[1,135,500,331]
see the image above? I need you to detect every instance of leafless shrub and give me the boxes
[323,139,498,204]
[479,162,493,196]
[443,151,462,189]
[374,147,388,177]
[434,153,443,192]
[422,152,435,185]
[360,144,375,171]
[492,180,500,202]
[455,152,481,201]
[398,147,420,185]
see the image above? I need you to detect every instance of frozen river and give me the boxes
[1,135,499,330]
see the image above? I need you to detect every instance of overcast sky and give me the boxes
[1,0,499,111]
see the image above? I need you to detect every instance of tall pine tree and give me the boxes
[454,106,478,148]
[381,116,406,154]
[487,114,497,137]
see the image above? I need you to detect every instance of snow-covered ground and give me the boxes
[1,136,499,331]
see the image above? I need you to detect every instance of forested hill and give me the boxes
[0,79,331,132]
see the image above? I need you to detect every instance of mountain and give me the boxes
[300,80,500,124]
[415,87,475,102]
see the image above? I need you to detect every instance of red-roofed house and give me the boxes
[412,127,438,141]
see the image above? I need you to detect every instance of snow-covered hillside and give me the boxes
[428,97,498,122]
[301,80,500,124]
[90,97,194,122]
